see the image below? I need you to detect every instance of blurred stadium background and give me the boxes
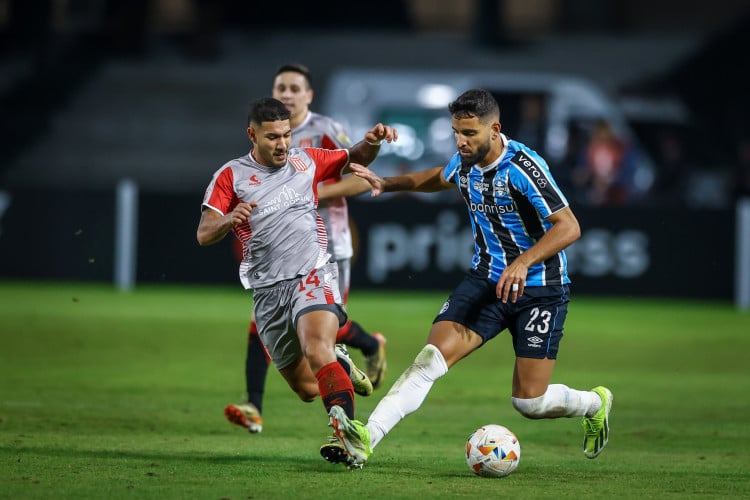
[0,0,748,306]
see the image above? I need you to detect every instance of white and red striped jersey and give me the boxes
[202,147,349,289]
[291,112,354,260]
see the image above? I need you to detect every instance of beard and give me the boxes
[459,140,491,168]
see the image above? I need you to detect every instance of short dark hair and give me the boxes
[247,97,291,126]
[448,88,500,122]
[274,63,313,89]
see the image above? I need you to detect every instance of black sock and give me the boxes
[337,320,379,357]
[245,323,269,414]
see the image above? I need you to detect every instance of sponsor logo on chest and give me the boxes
[256,184,312,216]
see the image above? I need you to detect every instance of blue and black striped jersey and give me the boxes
[442,134,571,286]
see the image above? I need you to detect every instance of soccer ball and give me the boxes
[465,424,521,478]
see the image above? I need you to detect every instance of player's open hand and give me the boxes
[349,164,386,197]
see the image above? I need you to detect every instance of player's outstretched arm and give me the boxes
[350,164,450,197]
[318,172,372,200]
[196,202,256,246]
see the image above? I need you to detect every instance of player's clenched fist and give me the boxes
[364,123,398,145]
[196,201,258,246]
[228,201,257,226]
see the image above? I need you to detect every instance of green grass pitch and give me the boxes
[1,281,749,499]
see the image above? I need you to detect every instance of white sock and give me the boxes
[366,344,448,449]
[511,384,601,419]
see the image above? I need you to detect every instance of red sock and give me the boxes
[315,361,355,419]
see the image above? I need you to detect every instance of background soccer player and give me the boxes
[223,64,387,434]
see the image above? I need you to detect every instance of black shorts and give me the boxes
[433,270,570,359]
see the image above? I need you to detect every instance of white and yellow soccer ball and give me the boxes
[465,424,521,478]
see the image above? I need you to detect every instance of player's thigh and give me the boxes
[292,263,347,372]
[296,309,340,372]
[508,286,569,398]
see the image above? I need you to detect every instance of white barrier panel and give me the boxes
[736,197,750,310]
[114,179,138,291]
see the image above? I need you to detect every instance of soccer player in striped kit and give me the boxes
[197,97,396,439]
[322,88,613,468]
[223,65,387,434]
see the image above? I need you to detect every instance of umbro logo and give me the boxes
[248,175,261,186]
[527,336,543,348]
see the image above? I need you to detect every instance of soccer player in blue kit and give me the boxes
[321,88,613,468]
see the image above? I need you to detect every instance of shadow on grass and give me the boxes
[3,444,473,479]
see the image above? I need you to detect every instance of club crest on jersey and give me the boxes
[248,175,261,186]
[493,178,508,196]
[298,138,313,147]
[289,157,308,172]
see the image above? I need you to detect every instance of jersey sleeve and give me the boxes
[202,165,237,215]
[508,150,568,218]
[305,148,350,183]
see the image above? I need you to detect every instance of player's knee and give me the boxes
[511,395,546,419]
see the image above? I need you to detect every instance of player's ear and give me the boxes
[306,89,314,106]
[247,126,255,142]
[490,122,502,141]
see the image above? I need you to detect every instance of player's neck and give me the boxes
[478,135,507,168]
[290,110,310,130]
